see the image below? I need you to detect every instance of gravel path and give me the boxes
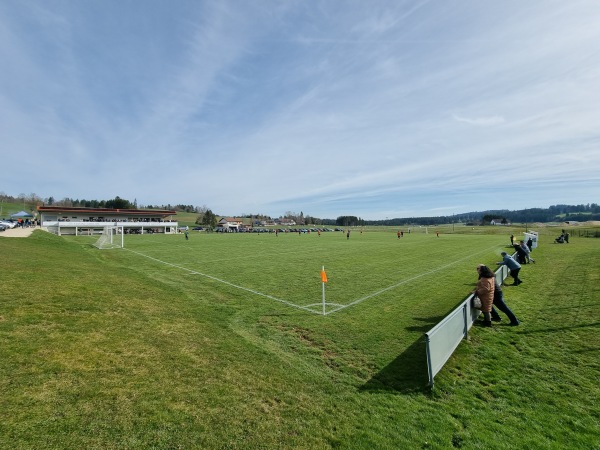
[0,226,36,238]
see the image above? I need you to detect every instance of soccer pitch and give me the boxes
[94,230,506,316]
[3,228,599,448]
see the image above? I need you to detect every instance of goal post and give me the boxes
[93,226,124,249]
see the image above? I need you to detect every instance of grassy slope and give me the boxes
[0,229,598,449]
[1,201,36,220]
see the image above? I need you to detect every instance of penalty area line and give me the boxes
[123,248,322,315]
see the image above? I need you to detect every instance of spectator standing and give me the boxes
[497,252,522,285]
[520,240,535,264]
[472,265,495,327]
[510,234,515,245]
[513,244,528,264]
[526,237,533,251]
[493,280,520,326]
[477,265,520,326]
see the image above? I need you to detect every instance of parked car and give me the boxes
[0,220,17,229]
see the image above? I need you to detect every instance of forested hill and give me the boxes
[328,204,600,227]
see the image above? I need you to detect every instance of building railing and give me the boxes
[44,221,179,236]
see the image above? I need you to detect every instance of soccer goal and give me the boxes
[93,226,124,249]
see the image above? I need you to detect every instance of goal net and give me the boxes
[93,226,124,249]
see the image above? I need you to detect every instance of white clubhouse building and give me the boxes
[37,206,178,235]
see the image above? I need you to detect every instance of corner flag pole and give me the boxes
[321,266,327,315]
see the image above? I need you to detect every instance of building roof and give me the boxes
[37,206,177,216]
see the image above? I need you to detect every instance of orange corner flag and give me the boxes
[321,269,328,283]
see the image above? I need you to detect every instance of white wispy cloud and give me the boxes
[452,114,506,126]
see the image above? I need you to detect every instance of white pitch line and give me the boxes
[125,242,501,316]
[323,243,502,315]
[124,248,322,315]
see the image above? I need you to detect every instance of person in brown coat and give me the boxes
[473,264,495,327]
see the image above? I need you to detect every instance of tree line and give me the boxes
[2,192,598,225]
[348,203,600,226]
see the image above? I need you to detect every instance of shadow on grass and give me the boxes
[359,338,429,394]
[406,315,447,332]
[359,316,444,395]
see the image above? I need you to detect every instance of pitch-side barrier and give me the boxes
[424,262,511,387]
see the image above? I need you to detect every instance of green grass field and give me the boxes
[1,227,598,449]
[109,230,505,314]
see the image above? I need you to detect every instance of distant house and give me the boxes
[280,218,296,226]
[217,217,244,232]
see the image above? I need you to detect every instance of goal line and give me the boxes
[122,243,502,315]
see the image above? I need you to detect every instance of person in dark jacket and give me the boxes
[497,252,522,285]
[513,243,528,264]
[520,240,535,264]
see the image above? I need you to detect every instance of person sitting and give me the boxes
[555,234,565,244]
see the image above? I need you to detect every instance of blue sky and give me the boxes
[1,1,599,219]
